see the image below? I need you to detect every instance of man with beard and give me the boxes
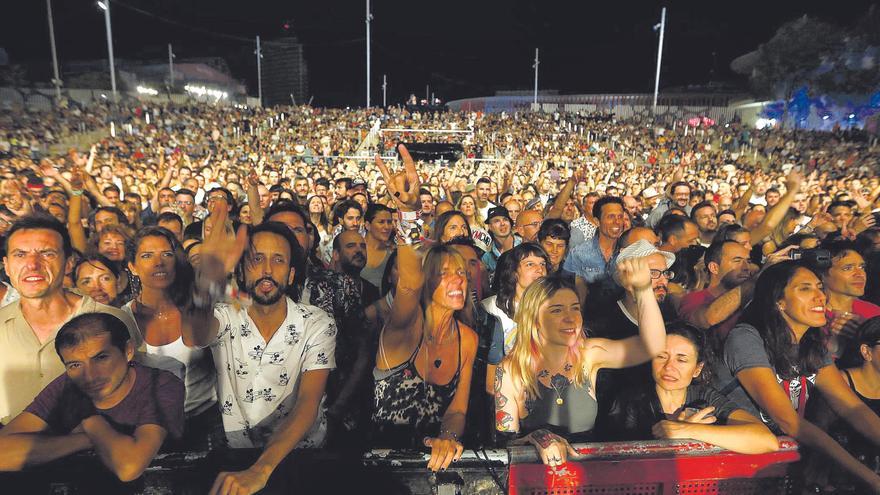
[589,241,676,426]
[590,240,677,341]
[678,240,753,339]
[183,219,337,495]
[690,201,718,247]
[475,177,496,219]
[332,230,379,306]
[647,181,692,228]
[482,206,519,274]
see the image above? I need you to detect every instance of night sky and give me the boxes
[1,0,876,107]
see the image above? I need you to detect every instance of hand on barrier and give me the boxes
[424,436,463,472]
[515,429,581,468]
[210,465,271,495]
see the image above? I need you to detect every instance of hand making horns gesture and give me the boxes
[375,143,421,212]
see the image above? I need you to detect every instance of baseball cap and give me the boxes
[616,239,675,269]
[351,178,367,188]
[486,206,512,224]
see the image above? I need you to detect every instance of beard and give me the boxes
[247,276,287,305]
[342,253,366,274]
[720,270,749,290]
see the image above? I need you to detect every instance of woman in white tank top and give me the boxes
[124,226,219,448]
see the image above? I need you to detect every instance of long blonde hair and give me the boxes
[456,193,485,229]
[504,275,590,401]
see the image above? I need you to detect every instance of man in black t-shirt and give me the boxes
[0,313,184,481]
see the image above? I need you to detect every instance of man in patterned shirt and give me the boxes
[183,217,336,495]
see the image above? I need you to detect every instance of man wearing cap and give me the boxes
[482,206,520,274]
[591,240,677,420]
[590,240,677,341]
[678,240,753,340]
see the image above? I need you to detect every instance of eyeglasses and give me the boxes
[649,269,674,280]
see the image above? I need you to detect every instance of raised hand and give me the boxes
[202,201,248,274]
[784,168,804,194]
[375,144,421,211]
[616,256,653,293]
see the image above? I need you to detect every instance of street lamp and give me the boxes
[97,0,117,102]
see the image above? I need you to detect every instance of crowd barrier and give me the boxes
[0,437,803,494]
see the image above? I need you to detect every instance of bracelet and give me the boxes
[439,428,459,442]
[71,190,84,196]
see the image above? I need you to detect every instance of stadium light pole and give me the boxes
[255,36,263,107]
[382,74,387,108]
[652,7,666,113]
[533,48,539,106]
[366,0,372,108]
[168,43,175,90]
[97,0,117,102]
[46,0,62,101]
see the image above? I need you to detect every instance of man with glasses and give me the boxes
[679,240,754,340]
[514,209,543,242]
[174,189,197,226]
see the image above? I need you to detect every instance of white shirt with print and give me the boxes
[210,298,337,448]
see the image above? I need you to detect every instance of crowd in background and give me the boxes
[0,101,877,494]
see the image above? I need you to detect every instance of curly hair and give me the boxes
[492,242,551,320]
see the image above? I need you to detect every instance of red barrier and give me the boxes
[508,437,799,495]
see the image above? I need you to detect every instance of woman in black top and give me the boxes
[605,324,777,453]
[811,316,880,487]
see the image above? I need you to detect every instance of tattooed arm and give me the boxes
[494,364,521,436]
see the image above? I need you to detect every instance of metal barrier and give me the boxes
[509,438,800,495]
[0,438,800,495]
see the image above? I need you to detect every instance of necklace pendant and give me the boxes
[556,397,564,406]
[434,359,442,368]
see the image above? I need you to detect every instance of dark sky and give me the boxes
[1,0,876,107]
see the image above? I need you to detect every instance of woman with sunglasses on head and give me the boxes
[123,226,219,448]
[715,261,880,492]
[495,256,667,468]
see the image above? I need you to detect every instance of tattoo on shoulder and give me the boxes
[495,392,508,409]
[537,369,550,379]
[494,366,504,393]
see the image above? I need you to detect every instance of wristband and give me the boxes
[71,190,84,196]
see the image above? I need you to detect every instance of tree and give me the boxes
[748,16,843,99]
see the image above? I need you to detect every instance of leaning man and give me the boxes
[0,313,184,481]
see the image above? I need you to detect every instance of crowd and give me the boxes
[0,100,878,493]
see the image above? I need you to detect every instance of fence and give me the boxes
[0,438,802,495]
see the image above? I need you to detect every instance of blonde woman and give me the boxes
[456,193,486,231]
[495,257,665,467]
